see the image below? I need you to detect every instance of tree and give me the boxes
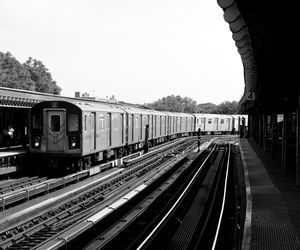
[146,95,197,113]
[24,57,61,94]
[0,51,61,94]
[215,101,238,114]
[147,95,239,114]
[182,96,197,113]
[0,52,35,91]
[196,102,218,113]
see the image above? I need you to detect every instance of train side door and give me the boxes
[201,117,206,131]
[108,113,112,147]
[91,112,96,150]
[46,110,65,152]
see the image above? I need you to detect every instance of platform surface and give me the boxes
[239,139,300,250]
[0,150,26,158]
[0,149,26,175]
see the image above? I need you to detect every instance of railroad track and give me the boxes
[0,137,202,250]
[78,141,235,250]
[0,177,48,195]
[135,143,234,250]
[0,137,198,211]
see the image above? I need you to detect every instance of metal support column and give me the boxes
[249,114,254,139]
[263,114,268,151]
[238,116,241,136]
[271,113,278,159]
[281,110,288,171]
[259,114,263,147]
[296,90,300,186]
[253,114,257,142]
[255,114,259,143]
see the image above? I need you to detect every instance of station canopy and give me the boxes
[217,0,299,113]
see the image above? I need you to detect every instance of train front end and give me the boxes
[30,101,82,173]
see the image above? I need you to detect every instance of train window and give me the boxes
[220,119,224,124]
[214,118,218,124]
[201,118,205,124]
[33,114,42,129]
[51,115,61,132]
[88,115,91,130]
[68,114,79,132]
[112,114,116,128]
[99,115,105,130]
[208,119,212,124]
[135,116,139,129]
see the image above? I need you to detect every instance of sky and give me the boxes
[1,0,244,105]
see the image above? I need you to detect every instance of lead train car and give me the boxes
[29,100,195,173]
[30,101,128,172]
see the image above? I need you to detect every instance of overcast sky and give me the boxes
[1,0,244,105]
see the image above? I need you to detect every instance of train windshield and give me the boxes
[51,115,61,132]
[32,114,42,130]
[68,114,79,132]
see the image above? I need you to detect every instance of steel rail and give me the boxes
[136,143,218,250]
[212,143,231,250]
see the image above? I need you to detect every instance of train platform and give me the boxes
[0,149,26,176]
[239,139,300,250]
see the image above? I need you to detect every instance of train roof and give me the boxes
[32,100,126,113]
[72,101,126,113]
[117,105,155,115]
[193,113,237,118]
[0,86,119,108]
[165,112,194,118]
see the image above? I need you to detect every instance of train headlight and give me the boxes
[69,136,79,149]
[33,136,41,148]
[71,137,76,147]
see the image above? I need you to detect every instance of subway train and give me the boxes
[29,100,247,173]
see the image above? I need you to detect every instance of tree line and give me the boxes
[145,95,238,114]
[0,51,61,94]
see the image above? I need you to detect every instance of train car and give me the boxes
[151,110,169,144]
[30,100,127,172]
[165,112,178,140]
[193,113,205,132]
[163,112,194,139]
[193,113,240,134]
[193,114,217,133]
[118,105,152,152]
[216,114,232,134]
[178,113,195,136]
